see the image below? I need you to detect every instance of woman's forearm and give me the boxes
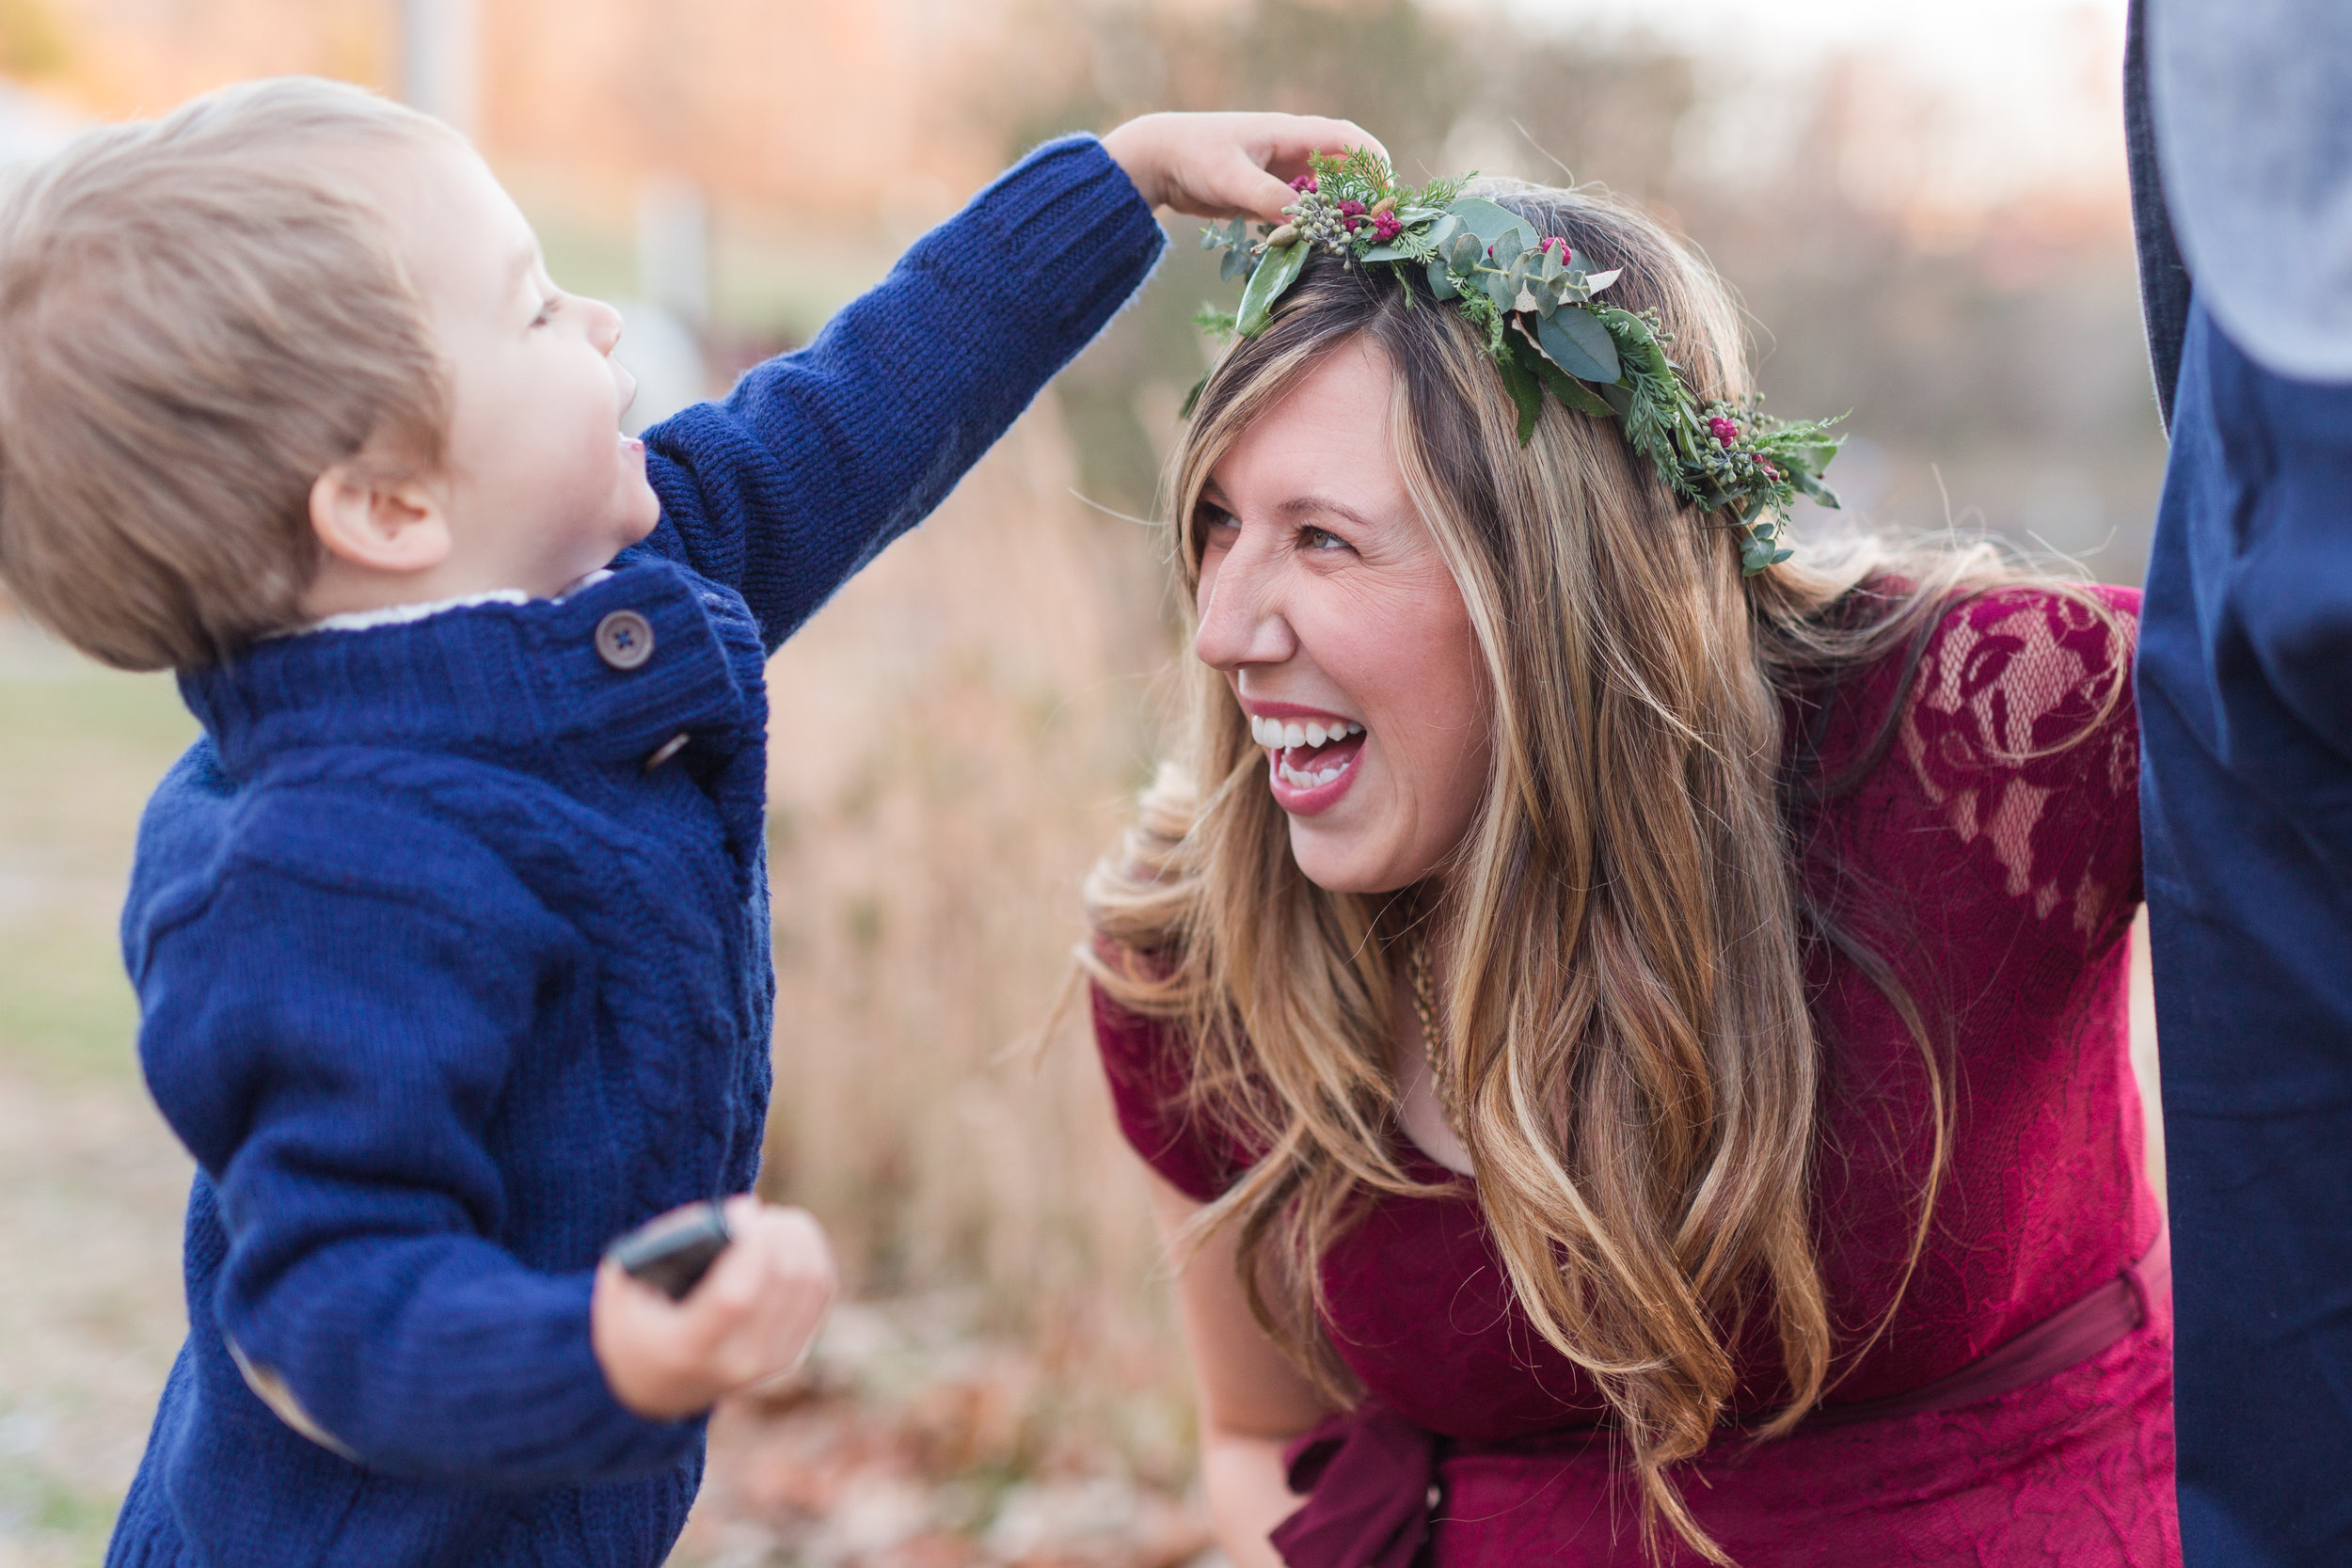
[1202,1429,1305,1568]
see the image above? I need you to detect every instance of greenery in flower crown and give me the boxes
[1189,148,1844,576]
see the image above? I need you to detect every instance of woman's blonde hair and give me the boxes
[1083,182,2122,1560]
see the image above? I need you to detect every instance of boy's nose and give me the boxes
[583,296,626,355]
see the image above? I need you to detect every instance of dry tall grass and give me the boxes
[755,403,1194,1481]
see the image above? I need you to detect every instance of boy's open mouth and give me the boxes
[1249,712,1367,789]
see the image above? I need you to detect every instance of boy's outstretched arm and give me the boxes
[630,113,1379,653]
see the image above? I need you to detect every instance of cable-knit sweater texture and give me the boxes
[103,135,1164,1568]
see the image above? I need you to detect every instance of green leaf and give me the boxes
[1235,241,1310,337]
[1445,197,1530,253]
[1190,304,1238,340]
[1510,325,1613,418]
[1220,245,1251,282]
[1447,230,1484,273]
[1785,436,1842,474]
[1483,266,1518,310]
[1790,469,1842,508]
[1533,307,1621,383]
[1427,260,1460,301]
[1179,372,1210,420]
[1496,347,1544,446]
[1359,214,1452,264]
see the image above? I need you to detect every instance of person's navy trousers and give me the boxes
[2137,298,2352,1566]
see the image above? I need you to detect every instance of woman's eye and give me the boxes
[1299,525,1350,551]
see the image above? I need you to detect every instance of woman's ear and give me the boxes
[307,461,451,576]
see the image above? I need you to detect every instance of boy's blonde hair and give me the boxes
[0,76,463,670]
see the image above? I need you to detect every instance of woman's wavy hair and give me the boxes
[1081,181,2123,1561]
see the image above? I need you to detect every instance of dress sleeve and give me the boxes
[1889,584,2144,953]
[132,816,696,1489]
[630,135,1165,655]
[1089,984,1243,1205]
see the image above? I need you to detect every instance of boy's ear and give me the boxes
[308,462,451,576]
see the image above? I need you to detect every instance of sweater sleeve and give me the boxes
[132,831,698,1489]
[631,135,1166,653]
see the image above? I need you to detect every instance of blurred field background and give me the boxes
[0,2,2164,1564]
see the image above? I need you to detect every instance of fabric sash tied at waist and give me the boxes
[1266,1225,2169,1568]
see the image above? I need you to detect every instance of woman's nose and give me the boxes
[1193,540,1297,673]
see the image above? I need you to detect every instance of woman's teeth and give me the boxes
[1248,713,1365,788]
[1248,715,1365,750]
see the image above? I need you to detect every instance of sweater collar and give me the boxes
[182,561,765,782]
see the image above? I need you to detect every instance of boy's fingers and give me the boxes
[1257,117,1387,179]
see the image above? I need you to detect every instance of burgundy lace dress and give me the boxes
[1093,588,2177,1566]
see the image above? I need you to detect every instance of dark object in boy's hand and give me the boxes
[607,1202,732,1300]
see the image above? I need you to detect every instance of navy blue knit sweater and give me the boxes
[104,135,1162,1568]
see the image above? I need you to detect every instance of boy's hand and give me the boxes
[592,1196,836,1421]
[1103,112,1390,226]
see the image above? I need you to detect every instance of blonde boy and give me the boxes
[0,76,1366,1568]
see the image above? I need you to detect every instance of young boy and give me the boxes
[0,76,1372,1567]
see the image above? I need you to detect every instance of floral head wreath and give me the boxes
[1189,150,1843,576]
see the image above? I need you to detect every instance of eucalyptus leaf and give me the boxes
[1396,206,1447,225]
[1235,241,1309,337]
[1490,226,1526,268]
[1511,325,1614,417]
[1584,266,1623,293]
[1445,197,1531,252]
[1220,245,1250,282]
[1428,260,1460,301]
[1496,347,1543,446]
[1483,268,1517,309]
[1448,230,1484,273]
[1534,308,1622,383]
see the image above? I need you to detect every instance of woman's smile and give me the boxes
[1246,704,1369,814]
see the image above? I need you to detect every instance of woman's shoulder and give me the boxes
[1087,951,1248,1205]
[1894,580,2138,788]
[1813,577,2142,948]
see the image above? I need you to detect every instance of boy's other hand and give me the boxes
[592,1196,837,1422]
[1103,112,1389,226]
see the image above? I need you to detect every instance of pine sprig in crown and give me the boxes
[1191,149,1843,576]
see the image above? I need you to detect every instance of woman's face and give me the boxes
[1194,338,1493,894]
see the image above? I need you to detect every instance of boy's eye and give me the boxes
[531,294,562,327]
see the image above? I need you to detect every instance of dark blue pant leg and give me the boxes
[2138,298,2352,1568]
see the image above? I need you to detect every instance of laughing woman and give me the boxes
[1082,166,2173,1568]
